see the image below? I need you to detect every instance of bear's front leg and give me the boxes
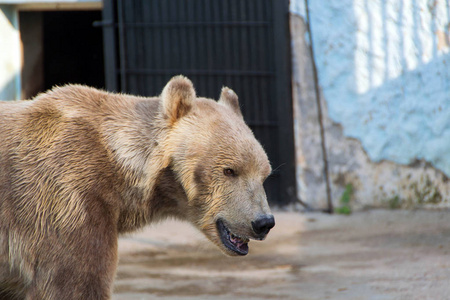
[25,213,119,299]
[25,262,116,300]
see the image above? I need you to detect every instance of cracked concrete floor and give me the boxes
[113,209,450,300]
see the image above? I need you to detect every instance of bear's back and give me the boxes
[0,85,161,235]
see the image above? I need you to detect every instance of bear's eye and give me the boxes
[223,168,235,177]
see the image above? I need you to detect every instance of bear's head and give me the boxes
[161,76,275,256]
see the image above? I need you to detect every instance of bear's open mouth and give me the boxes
[216,219,249,256]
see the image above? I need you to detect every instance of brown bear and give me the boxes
[0,76,275,299]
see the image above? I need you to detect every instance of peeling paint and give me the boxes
[291,5,450,209]
[291,0,450,176]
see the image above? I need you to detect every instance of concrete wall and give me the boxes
[290,0,450,209]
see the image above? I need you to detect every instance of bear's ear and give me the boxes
[218,87,243,118]
[161,75,195,124]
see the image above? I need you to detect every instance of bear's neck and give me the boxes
[104,96,188,233]
[116,166,189,233]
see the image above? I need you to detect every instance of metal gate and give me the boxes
[101,0,296,206]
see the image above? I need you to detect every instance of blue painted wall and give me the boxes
[291,0,450,176]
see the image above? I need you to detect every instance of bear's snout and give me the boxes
[251,215,275,238]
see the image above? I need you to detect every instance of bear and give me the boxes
[0,76,275,299]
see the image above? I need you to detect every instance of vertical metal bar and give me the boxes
[152,0,161,93]
[230,0,239,99]
[185,0,193,89]
[179,0,188,74]
[187,0,195,71]
[142,0,152,95]
[266,0,278,200]
[256,0,266,146]
[248,0,260,136]
[157,0,165,90]
[222,0,231,86]
[239,0,251,122]
[169,0,176,70]
[134,0,144,94]
[265,0,273,159]
[173,0,181,72]
[161,0,170,84]
[205,0,213,97]
[117,0,127,92]
[127,0,137,94]
[261,0,274,204]
[178,0,184,72]
[196,0,205,94]
[218,1,225,97]
[102,0,118,91]
[272,0,297,206]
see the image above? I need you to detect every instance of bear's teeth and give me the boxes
[230,233,241,242]
[230,233,249,244]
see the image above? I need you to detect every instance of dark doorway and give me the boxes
[20,10,105,99]
[101,0,296,206]
[43,10,105,90]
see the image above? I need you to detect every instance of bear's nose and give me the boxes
[251,215,275,236]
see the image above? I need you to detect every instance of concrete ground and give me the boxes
[113,209,450,300]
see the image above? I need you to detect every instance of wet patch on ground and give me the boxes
[114,243,304,299]
[113,210,450,300]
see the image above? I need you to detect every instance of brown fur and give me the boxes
[0,76,272,299]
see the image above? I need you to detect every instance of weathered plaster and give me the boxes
[322,95,450,209]
[291,13,328,209]
[290,0,450,208]
[292,0,450,175]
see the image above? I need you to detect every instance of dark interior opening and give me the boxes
[20,10,104,99]
[43,10,105,91]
